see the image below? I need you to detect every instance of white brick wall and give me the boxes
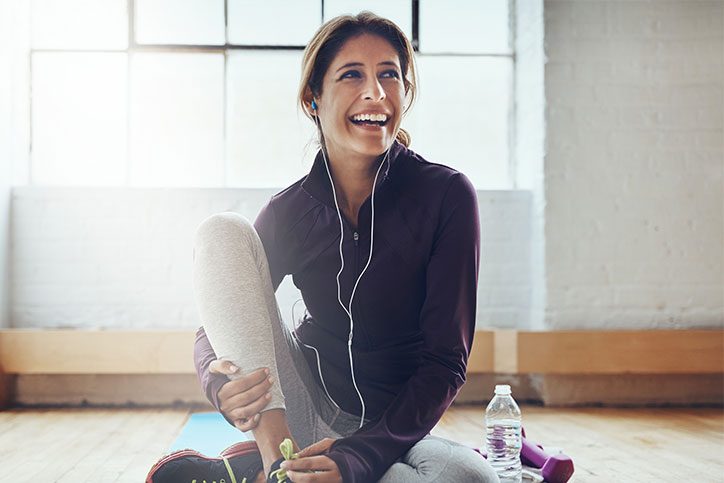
[515,0,546,329]
[478,191,533,328]
[543,0,724,329]
[10,188,531,330]
[11,188,276,329]
[0,0,19,328]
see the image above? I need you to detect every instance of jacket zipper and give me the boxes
[350,229,372,349]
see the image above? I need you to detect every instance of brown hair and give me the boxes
[298,11,417,147]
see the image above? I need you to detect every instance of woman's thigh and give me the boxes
[378,435,499,483]
[274,318,347,448]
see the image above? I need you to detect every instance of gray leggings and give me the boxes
[193,212,498,483]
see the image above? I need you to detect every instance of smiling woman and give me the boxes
[147,12,496,483]
[304,33,408,227]
[300,16,415,143]
[311,36,404,158]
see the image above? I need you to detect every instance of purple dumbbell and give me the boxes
[473,429,575,483]
[521,429,575,483]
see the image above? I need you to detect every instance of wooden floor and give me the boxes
[0,405,722,482]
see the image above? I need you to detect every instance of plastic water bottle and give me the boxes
[486,384,522,483]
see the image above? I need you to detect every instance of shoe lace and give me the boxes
[268,468,289,483]
[189,457,246,483]
[268,439,297,482]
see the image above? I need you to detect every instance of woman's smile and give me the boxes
[348,112,392,133]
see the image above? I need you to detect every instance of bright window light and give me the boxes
[226,50,316,188]
[135,0,225,45]
[31,52,128,186]
[24,1,514,189]
[129,52,225,187]
[31,0,128,50]
[228,0,322,46]
[419,0,510,54]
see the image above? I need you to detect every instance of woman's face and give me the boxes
[314,33,406,163]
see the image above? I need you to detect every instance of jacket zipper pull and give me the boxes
[353,231,359,246]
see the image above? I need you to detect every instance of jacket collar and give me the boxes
[301,141,403,207]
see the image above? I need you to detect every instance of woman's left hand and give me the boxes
[281,438,342,483]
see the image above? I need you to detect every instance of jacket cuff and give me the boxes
[207,373,235,427]
[326,449,354,483]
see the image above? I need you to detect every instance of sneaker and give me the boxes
[146,441,263,483]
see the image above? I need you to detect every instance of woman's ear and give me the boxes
[302,88,317,117]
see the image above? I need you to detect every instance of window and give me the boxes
[28,0,513,189]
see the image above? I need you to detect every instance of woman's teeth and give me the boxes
[351,113,389,125]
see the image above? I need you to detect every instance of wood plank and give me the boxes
[0,330,196,374]
[0,367,14,409]
[468,330,495,373]
[492,329,518,373]
[2,329,722,375]
[0,409,190,483]
[431,406,724,483]
[517,330,724,374]
[0,407,721,482]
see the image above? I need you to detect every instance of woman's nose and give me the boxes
[362,77,385,101]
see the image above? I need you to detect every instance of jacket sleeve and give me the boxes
[194,326,229,417]
[326,173,481,483]
[192,198,286,418]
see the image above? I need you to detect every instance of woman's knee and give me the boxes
[384,437,499,483]
[194,212,258,257]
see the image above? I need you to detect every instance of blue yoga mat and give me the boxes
[171,412,254,456]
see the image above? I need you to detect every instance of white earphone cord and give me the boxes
[313,108,391,428]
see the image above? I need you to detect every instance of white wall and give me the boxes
[0,0,26,329]
[11,188,277,328]
[515,0,546,329]
[9,188,531,330]
[543,0,723,329]
[6,1,724,336]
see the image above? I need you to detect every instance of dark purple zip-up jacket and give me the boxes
[193,141,480,482]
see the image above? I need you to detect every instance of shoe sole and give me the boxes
[146,441,259,482]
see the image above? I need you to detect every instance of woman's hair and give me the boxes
[298,11,417,147]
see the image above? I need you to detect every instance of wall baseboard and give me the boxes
[1,329,722,408]
[9,372,723,408]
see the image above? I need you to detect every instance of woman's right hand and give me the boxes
[210,360,274,432]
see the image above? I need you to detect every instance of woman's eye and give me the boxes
[381,70,400,79]
[340,70,361,79]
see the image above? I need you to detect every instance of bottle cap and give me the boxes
[494,384,512,395]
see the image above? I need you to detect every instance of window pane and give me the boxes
[31,52,127,186]
[31,0,128,50]
[226,51,316,188]
[135,0,225,45]
[419,0,510,54]
[403,56,512,189]
[129,53,224,187]
[323,0,412,42]
[228,0,321,46]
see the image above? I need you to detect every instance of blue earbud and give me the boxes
[311,100,318,111]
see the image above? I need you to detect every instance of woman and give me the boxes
[151,12,498,483]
